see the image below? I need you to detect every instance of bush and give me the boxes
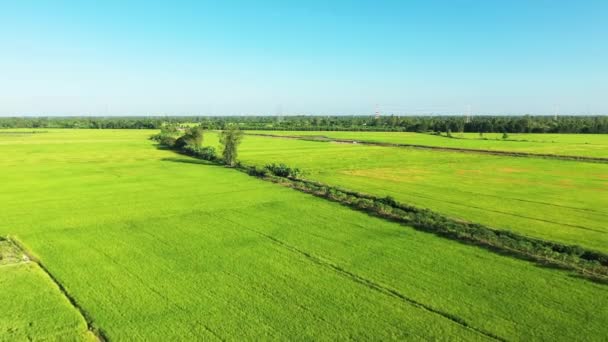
[258,176,608,277]
[159,135,177,147]
[265,163,301,178]
[246,166,269,177]
[175,126,204,148]
[182,145,217,161]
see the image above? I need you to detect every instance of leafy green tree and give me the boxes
[502,131,509,139]
[175,126,204,148]
[219,125,244,166]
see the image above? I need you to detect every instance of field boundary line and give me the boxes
[156,137,608,281]
[251,228,504,341]
[245,133,608,163]
[266,177,608,279]
[7,236,110,342]
[391,189,607,234]
[214,215,503,341]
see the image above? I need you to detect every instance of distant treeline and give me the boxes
[1,115,608,133]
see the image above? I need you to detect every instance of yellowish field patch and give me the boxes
[498,167,532,174]
[456,169,482,175]
[341,167,433,183]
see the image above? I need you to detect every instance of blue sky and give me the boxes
[1,1,606,116]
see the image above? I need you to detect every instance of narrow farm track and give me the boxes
[245,133,608,164]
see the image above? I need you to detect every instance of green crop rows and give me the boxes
[0,261,93,341]
[228,133,608,253]
[246,130,608,158]
[1,129,607,340]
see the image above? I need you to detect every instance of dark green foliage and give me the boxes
[219,126,244,166]
[244,171,608,279]
[182,146,217,161]
[175,126,204,149]
[265,163,301,178]
[158,135,177,147]
[150,124,181,146]
[151,127,215,161]
[3,115,608,133]
[244,166,269,177]
[502,132,509,139]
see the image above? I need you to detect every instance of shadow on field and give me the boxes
[161,157,220,166]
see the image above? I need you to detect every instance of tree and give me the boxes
[219,125,244,166]
[502,131,509,139]
[175,126,204,148]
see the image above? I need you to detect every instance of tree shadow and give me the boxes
[153,143,222,167]
[161,157,218,166]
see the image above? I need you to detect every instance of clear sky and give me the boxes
[1,1,606,116]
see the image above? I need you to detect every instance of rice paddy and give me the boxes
[246,130,608,158]
[1,129,607,340]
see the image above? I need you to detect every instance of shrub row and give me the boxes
[238,167,608,279]
[180,145,218,161]
[265,163,301,178]
[151,128,218,162]
[152,131,608,280]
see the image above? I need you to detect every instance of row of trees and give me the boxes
[151,124,244,166]
[2,115,608,133]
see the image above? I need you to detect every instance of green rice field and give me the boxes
[224,133,608,253]
[0,261,93,341]
[246,130,608,158]
[1,129,607,340]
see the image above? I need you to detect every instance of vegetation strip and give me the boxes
[244,171,608,277]
[245,132,608,163]
[3,115,608,134]
[153,127,608,281]
[151,126,608,283]
[7,237,109,341]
